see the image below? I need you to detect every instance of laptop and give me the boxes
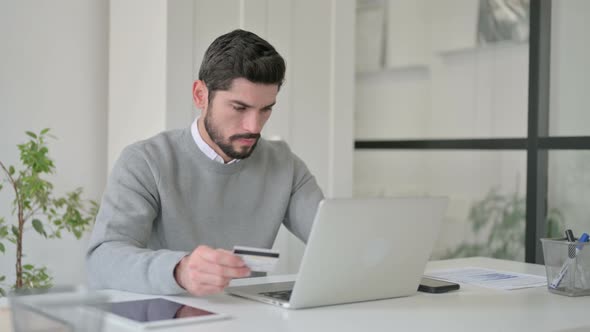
[225,197,448,309]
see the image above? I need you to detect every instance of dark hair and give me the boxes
[198,29,286,96]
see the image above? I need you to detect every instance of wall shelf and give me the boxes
[356,64,430,80]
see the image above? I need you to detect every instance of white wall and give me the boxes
[108,0,167,170]
[108,0,195,170]
[0,0,108,287]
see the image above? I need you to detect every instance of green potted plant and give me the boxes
[0,129,97,296]
[442,187,564,260]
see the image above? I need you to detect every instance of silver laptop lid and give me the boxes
[288,197,447,309]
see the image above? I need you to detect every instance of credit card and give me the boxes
[232,245,280,273]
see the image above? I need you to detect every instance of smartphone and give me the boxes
[418,277,460,293]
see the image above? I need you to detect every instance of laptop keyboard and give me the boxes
[259,290,292,301]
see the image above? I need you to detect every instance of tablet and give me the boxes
[97,298,229,330]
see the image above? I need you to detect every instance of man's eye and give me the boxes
[262,108,273,113]
[233,106,246,112]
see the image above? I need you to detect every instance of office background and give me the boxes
[0,0,588,290]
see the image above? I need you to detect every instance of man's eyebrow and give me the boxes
[229,100,252,108]
[262,101,276,109]
[229,100,276,109]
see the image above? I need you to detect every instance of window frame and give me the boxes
[354,0,590,263]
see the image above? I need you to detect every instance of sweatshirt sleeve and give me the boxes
[86,146,187,295]
[282,154,324,243]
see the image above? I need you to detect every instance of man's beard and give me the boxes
[203,110,260,160]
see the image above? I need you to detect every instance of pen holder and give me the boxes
[541,238,590,297]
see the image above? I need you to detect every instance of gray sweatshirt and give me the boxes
[86,127,323,294]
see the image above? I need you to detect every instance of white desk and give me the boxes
[2,257,590,331]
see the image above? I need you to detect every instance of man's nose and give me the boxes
[242,111,264,133]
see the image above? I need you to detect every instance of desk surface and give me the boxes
[3,257,590,332]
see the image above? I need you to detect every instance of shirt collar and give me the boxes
[191,118,239,165]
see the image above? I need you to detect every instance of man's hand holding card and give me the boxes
[174,245,251,296]
[174,245,280,297]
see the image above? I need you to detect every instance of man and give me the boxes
[86,29,324,296]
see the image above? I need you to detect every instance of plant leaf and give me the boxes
[8,166,15,176]
[11,225,19,237]
[0,243,4,253]
[41,128,50,135]
[26,131,37,139]
[32,219,47,237]
[23,264,34,270]
[0,275,5,282]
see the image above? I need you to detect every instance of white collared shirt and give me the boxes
[190,118,239,164]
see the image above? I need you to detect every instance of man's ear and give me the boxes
[193,80,209,110]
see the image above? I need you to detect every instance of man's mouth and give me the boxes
[231,134,260,146]
[236,138,257,146]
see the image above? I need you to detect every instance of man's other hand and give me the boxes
[174,245,251,296]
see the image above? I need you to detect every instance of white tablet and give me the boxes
[97,298,229,330]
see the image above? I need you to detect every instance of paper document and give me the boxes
[0,308,11,332]
[426,267,547,290]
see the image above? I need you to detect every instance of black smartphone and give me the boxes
[418,277,460,293]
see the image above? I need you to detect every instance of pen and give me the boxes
[565,229,576,242]
[565,229,576,258]
[549,232,589,289]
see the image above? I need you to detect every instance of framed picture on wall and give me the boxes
[478,0,530,45]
